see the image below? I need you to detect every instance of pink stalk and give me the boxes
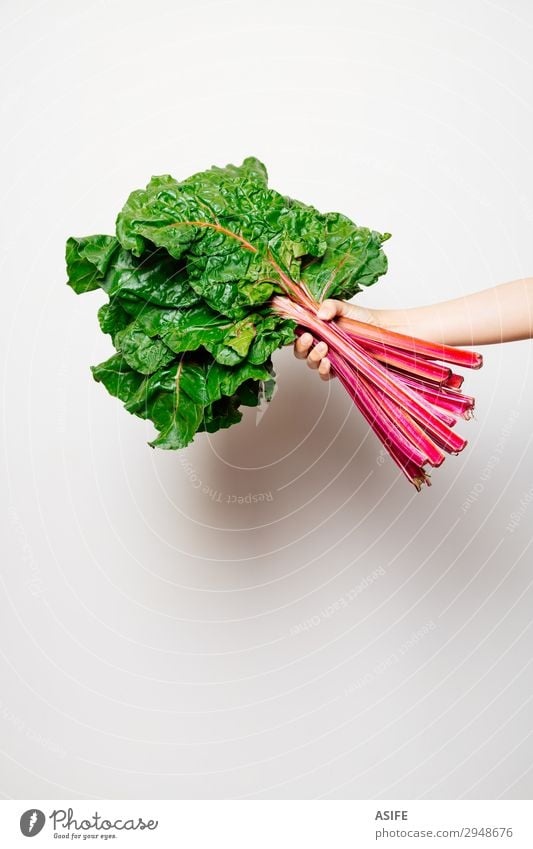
[445,373,464,389]
[367,382,446,467]
[355,338,452,384]
[328,349,430,467]
[336,315,483,370]
[395,373,475,419]
[385,373,459,426]
[278,298,467,453]
[300,327,442,480]
[388,449,432,491]
[326,348,431,488]
[331,336,467,449]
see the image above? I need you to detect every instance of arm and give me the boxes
[294,278,533,379]
[377,278,533,346]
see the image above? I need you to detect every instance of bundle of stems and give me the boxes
[272,294,482,490]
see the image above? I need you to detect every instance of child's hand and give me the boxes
[293,299,379,380]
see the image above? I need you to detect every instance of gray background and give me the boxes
[1,0,533,799]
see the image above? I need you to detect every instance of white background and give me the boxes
[1,0,533,799]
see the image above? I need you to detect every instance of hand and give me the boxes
[293,299,379,380]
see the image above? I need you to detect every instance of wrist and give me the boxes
[342,302,386,327]
[376,307,451,345]
[371,308,409,333]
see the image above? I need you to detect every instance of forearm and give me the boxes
[375,278,533,346]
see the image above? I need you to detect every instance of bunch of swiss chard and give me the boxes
[66,156,482,489]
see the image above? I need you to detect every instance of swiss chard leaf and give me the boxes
[100,247,201,308]
[91,354,145,404]
[66,235,120,293]
[205,359,273,404]
[200,397,243,433]
[97,298,131,342]
[300,212,390,302]
[115,157,329,318]
[147,361,206,449]
[68,156,390,451]
[90,350,274,449]
[114,323,176,375]
[247,314,296,364]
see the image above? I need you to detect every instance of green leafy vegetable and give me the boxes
[66,156,481,490]
[67,156,390,451]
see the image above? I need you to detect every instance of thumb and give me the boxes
[316,299,350,320]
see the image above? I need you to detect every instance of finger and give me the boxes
[316,299,339,320]
[294,333,313,358]
[318,357,332,381]
[317,299,354,320]
[307,341,328,369]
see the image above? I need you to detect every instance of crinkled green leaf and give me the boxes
[114,323,175,374]
[115,157,329,318]
[66,235,119,293]
[199,396,243,433]
[100,247,201,308]
[132,304,261,366]
[206,359,272,404]
[300,212,390,301]
[247,314,296,364]
[100,354,270,448]
[203,315,257,364]
[235,379,262,407]
[91,354,145,403]
[147,358,267,449]
[97,298,131,342]
[154,304,231,355]
[148,361,206,449]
